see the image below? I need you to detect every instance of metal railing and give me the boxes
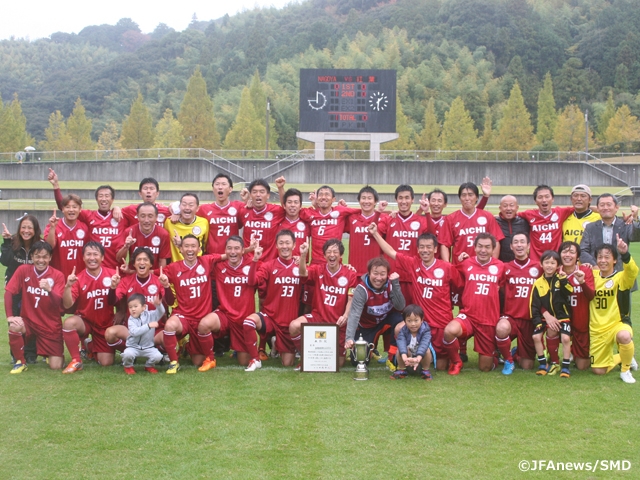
[200,149,246,181]
[261,150,315,179]
[579,151,628,184]
[3,148,640,164]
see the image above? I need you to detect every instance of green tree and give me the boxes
[66,98,94,151]
[614,64,629,93]
[494,82,534,150]
[248,70,278,150]
[605,105,640,144]
[415,97,439,151]
[554,105,591,151]
[439,97,479,151]
[179,67,220,149]
[0,93,34,153]
[597,90,616,143]
[120,92,155,149]
[385,93,416,151]
[97,121,122,152]
[224,87,264,151]
[554,58,596,108]
[154,109,184,150]
[536,73,557,144]
[40,111,71,151]
[480,110,494,150]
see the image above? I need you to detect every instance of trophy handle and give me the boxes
[367,343,375,359]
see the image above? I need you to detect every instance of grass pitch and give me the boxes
[1,245,640,479]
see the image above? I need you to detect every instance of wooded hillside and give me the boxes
[1,0,639,153]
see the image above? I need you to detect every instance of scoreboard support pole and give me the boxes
[296,132,399,161]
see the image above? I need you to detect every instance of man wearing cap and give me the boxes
[562,184,601,245]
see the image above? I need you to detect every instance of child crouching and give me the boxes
[391,304,433,380]
[121,293,164,374]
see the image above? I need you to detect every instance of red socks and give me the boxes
[8,332,26,364]
[163,331,178,362]
[496,336,513,363]
[444,337,462,364]
[62,329,81,362]
[197,332,214,360]
[547,335,560,364]
[242,319,259,359]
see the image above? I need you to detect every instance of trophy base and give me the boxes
[353,365,369,381]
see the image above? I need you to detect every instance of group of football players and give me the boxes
[2,168,638,383]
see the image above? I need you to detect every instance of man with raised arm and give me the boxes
[243,230,304,369]
[44,196,89,280]
[48,168,124,269]
[115,203,171,272]
[369,223,461,371]
[61,241,120,373]
[589,236,639,383]
[289,239,358,369]
[438,182,503,264]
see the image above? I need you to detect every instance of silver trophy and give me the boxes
[353,334,375,381]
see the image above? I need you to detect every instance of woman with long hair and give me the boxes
[1,214,43,363]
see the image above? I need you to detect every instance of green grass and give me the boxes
[1,248,640,479]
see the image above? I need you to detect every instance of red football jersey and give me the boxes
[426,213,446,238]
[426,213,446,259]
[353,277,398,329]
[395,254,461,328]
[518,207,573,262]
[377,213,428,271]
[44,218,90,280]
[502,259,541,320]
[566,265,595,333]
[71,267,116,330]
[5,265,65,335]
[165,254,221,320]
[80,209,124,269]
[213,256,257,322]
[304,264,358,323]
[457,256,506,326]
[439,209,504,264]
[278,217,310,259]
[121,224,171,270]
[197,200,243,254]
[250,257,302,327]
[115,273,165,311]
[346,212,382,276]
[239,204,286,261]
[121,203,172,229]
[300,206,359,265]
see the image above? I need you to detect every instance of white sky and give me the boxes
[1,1,298,41]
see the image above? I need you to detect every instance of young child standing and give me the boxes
[391,305,433,380]
[122,293,164,374]
[531,251,575,377]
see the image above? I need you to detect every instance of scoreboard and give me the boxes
[299,69,396,133]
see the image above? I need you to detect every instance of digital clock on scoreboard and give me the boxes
[299,69,396,133]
